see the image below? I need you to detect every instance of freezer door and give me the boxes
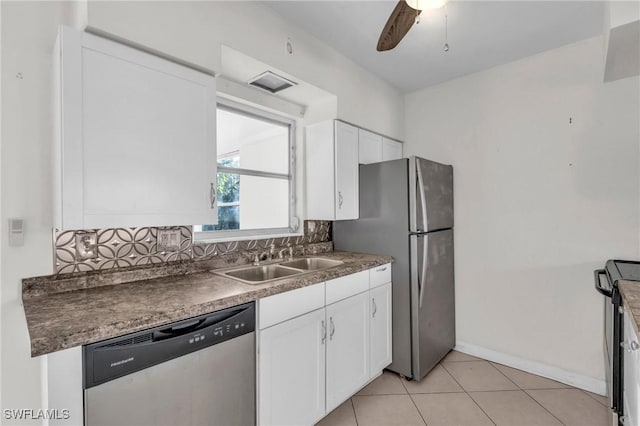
[411,229,455,380]
[410,157,454,233]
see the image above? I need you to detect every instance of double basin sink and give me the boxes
[214,257,343,285]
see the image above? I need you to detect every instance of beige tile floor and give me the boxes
[316,351,610,426]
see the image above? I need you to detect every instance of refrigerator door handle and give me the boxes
[416,159,429,232]
[419,236,428,308]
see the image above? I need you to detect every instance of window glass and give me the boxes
[195,101,294,238]
[216,109,289,175]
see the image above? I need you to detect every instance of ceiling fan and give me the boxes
[377,0,449,51]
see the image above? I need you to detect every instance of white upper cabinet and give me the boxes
[358,129,383,164]
[334,122,359,220]
[382,137,403,161]
[306,120,359,221]
[358,129,402,164]
[54,27,217,230]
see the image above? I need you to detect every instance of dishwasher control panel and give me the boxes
[83,302,255,388]
[190,319,248,344]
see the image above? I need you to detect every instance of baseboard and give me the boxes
[454,341,607,396]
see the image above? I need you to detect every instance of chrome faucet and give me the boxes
[279,243,294,261]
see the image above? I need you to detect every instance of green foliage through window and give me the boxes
[203,157,240,231]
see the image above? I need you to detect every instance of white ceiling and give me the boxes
[266,1,605,92]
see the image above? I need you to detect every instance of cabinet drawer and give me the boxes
[370,264,391,288]
[326,271,369,305]
[259,282,325,329]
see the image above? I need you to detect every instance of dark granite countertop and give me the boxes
[23,251,392,357]
[620,280,640,337]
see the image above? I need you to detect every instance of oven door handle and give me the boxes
[594,269,613,298]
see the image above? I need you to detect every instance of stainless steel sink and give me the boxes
[279,257,343,271]
[218,264,302,284]
[214,257,344,285]
[225,265,302,282]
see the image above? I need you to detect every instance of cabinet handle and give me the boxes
[210,183,216,209]
[338,191,343,209]
[321,320,326,345]
[376,267,387,272]
[329,317,335,340]
[372,298,377,318]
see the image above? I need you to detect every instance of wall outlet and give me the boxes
[75,232,98,260]
[157,229,181,252]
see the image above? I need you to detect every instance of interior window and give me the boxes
[194,100,296,240]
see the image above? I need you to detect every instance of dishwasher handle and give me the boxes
[153,319,206,340]
[152,306,246,341]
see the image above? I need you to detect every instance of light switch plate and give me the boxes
[8,218,24,247]
[75,232,98,260]
[157,229,181,252]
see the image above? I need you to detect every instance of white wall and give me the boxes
[0,1,403,422]
[84,1,404,141]
[1,2,77,424]
[404,36,640,388]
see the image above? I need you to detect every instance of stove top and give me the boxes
[606,260,640,286]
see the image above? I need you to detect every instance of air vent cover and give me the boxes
[248,71,297,94]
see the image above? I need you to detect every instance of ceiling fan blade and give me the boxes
[377,1,421,52]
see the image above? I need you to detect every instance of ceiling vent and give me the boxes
[248,71,297,94]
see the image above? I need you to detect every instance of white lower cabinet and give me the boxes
[258,265,393,426]
[623,309,640,426]
[326,291,370,412]
[370,283,392,377]
[259,308,327,426]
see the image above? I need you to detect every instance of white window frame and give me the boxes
[194,98,298,243]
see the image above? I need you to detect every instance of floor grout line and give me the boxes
[486,360,522,389]
[354,392,417,396]
[349,397,359,426]
[337,354,605,426]
[522,389,569,426]
[406,392,429,426]
[488,362,572,426]
[439,362,497,426]
[581,389,609,407]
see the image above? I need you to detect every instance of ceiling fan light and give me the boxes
[405,0,449,10]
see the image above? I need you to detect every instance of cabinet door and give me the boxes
[358,129,382,164]
[58,27,217,229]
[334,121,359,220]
[326,291,369,412]
[370,282,392,377]
[623,311,640,426]
[382,137,403,161]
[259,308,326,426]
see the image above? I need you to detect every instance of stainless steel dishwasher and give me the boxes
[83,302,255,426]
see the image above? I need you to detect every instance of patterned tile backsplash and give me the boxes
[54,221,332,274]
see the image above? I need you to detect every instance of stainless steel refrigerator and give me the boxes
[334,156,455,381]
